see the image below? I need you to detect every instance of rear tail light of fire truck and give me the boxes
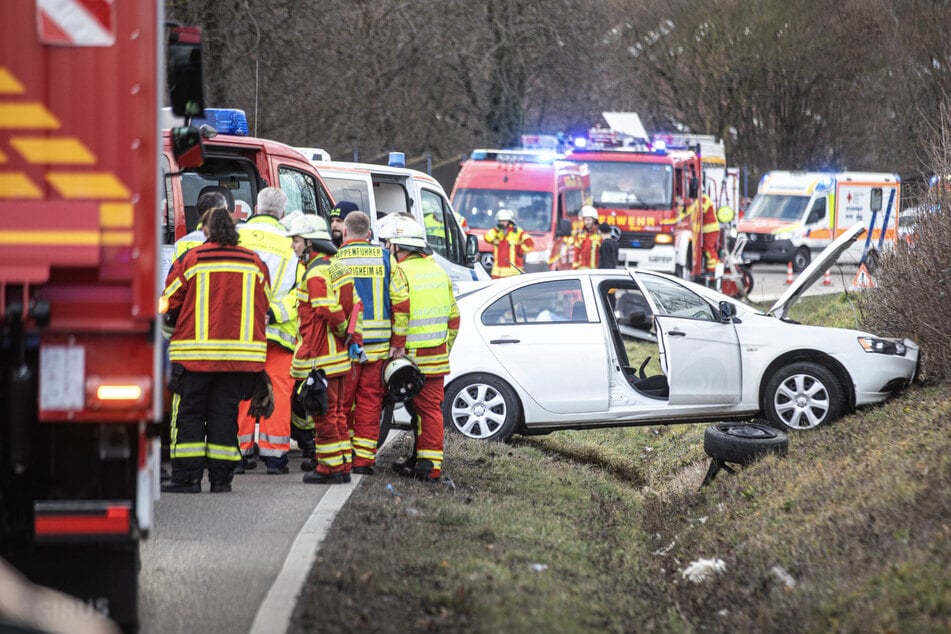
[88,377,151,409]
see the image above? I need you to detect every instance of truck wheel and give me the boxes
[443,373,520,442]
[479,252,494,274]
[703,423,788,464]
[792,247,810,273]
[740,265,754,293]
[763,362,845,431]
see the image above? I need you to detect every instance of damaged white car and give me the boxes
[444,223,919,441]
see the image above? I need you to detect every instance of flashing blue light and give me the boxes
[388,151,406,168]
[929,175,939,188]
[817,175,835,191]
[191,108,249,136]
[574,137,587,149]
[653,139,667,151]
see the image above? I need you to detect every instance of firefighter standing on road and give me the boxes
[287,215,363,485]
[573,205,602,269]
[234,187,298,475]
[161,207,271,494]
[483,209,534,278]
[337,210,392,474]
[380,216,460,482]
[691,193,720,274]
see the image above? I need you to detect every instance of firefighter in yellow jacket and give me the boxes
[483,209,534,278]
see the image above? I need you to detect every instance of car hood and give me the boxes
[768,222,866,319]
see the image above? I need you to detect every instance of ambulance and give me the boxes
[450,138,590,273]
[738,171,901,272]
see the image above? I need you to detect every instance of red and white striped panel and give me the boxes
[36,0,116,47]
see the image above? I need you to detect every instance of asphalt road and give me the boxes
[737,261,860,304]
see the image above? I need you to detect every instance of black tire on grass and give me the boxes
[704,423,788,465]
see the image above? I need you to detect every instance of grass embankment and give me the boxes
[291,294,950,633]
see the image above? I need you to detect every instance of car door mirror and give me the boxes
[465,234,480,264]
[718,300,737,322]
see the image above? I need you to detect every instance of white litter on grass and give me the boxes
[529,563,548,572]
[770,565,797,589]
[681,558,726,583]
[653,541,676,556]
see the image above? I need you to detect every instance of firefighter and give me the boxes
[172,188,232,259]
[694,193,720,274]
[337,210,392,474]
[329,200,359,248]
[234,187,298,475]
[483,209,534,278]
[573,205,602,269]
[286,215,363,485]
[379,216,460,482]
[161,207,271,493]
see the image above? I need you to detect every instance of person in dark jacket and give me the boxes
[598,223,619,269]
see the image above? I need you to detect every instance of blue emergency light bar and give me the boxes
[190,108,249,136]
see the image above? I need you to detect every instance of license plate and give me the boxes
[746,253,760,261]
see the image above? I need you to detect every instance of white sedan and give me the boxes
[443,224,919,441]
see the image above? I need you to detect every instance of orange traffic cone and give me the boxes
[822,269,832,286]
[785,262,794,285]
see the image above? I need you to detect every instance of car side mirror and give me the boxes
[556,218,572,238]
[465,234,480,265]
[718,300,737,323]
[171,126,204,168]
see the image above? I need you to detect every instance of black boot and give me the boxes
[391,455,416,475]
[298,434,317,472]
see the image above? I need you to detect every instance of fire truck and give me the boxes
[0,2,203,629]
[565,113,711,280]
[451,135,590,273]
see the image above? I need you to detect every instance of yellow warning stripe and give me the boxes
[102,230,134,246]
[100,203,133,228]
[0,148,6,163]
[0,68,25,94]
[0,103,59,129]
[11,137,95,164]
[0,230,99,246]
[0,173,42,198]
[47,172,130,199]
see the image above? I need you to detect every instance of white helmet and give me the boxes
[383,356,424,402]
[377,214,431,253]
[496,209,516,223]
[280,210,303,232]
[284,213,337,254]
[580,205,599,220]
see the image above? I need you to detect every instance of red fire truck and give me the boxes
[0,2,203,629]
[451,138,589,273]
[565,115,709,280]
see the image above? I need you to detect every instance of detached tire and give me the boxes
[443,373,520,442]
[704,423,788,464]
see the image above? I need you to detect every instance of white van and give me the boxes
[301,154,491,289]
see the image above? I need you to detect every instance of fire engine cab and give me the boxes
[565,113,711,280]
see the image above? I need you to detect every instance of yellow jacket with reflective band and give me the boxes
[238,215,299,351]
[336,239,392,362]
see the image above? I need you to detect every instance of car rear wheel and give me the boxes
[763,362,845,431]
[443,373,520,442]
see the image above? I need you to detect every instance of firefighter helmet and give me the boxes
[716,205,735,224]
[383,356,424,403]
[496,209,516,224]
[580,205,598,220]
[284,213,337,254]
[378,215,432,254]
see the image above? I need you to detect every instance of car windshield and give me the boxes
[744,194,809,221]
[453,188,554,232]
[570,160,672,210]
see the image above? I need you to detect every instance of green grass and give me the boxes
[290,292,950,633]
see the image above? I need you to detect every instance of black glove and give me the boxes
[267,308,276,324]
[167,363,186,395]
[296,368,328,416]
[247,371,275,419]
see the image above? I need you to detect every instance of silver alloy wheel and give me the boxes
[449,381,509,439]
[772,372,830,429]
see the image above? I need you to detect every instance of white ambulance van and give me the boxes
[300,152,490,290]
[738,171,900,272]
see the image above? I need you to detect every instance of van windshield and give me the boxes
[745,194,810,221]
[453,189,553,232]
[572,160,671,209]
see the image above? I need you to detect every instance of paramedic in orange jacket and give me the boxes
[483,209,534,278]
[287,215,363,485]
[161,207,271,493]
[380,216,460,482]
[573,205,602,269]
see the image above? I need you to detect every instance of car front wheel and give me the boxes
[792,247,810,273]
[443,373,520,442]
[763,362,845,431]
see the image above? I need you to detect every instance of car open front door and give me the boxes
[638,274,742,406]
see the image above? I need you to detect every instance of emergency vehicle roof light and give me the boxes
[388,152,406,167]
[573,137,587,149]
[817,175,835,191]
[190,108,249,136]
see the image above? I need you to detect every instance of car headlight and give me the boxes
[774,230,794,240]
[525,251,547,264]
[857,337,907,356]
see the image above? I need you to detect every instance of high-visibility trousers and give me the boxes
[341,359,386,468]
[237,342,293,467]
[404,375,445,478]
[169,370,255,484]
[312,375,352,476]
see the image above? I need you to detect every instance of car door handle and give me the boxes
[668,330,686,337]
[489,338,520,344]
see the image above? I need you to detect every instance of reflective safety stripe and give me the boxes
[171,442,206,459]
[207,442,241,461]
[352,436,377,460]
[291,410,314,432]
[416,449,443,470]
[702,221,720,233]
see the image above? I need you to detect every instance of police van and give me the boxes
[301,152,489,290]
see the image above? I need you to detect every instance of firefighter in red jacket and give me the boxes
[483,209,534,278]
[695,193,720,273]
[573,205,602,269]
[379,215,460,482]
[287,215,363,485]
[161,207,271,493]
